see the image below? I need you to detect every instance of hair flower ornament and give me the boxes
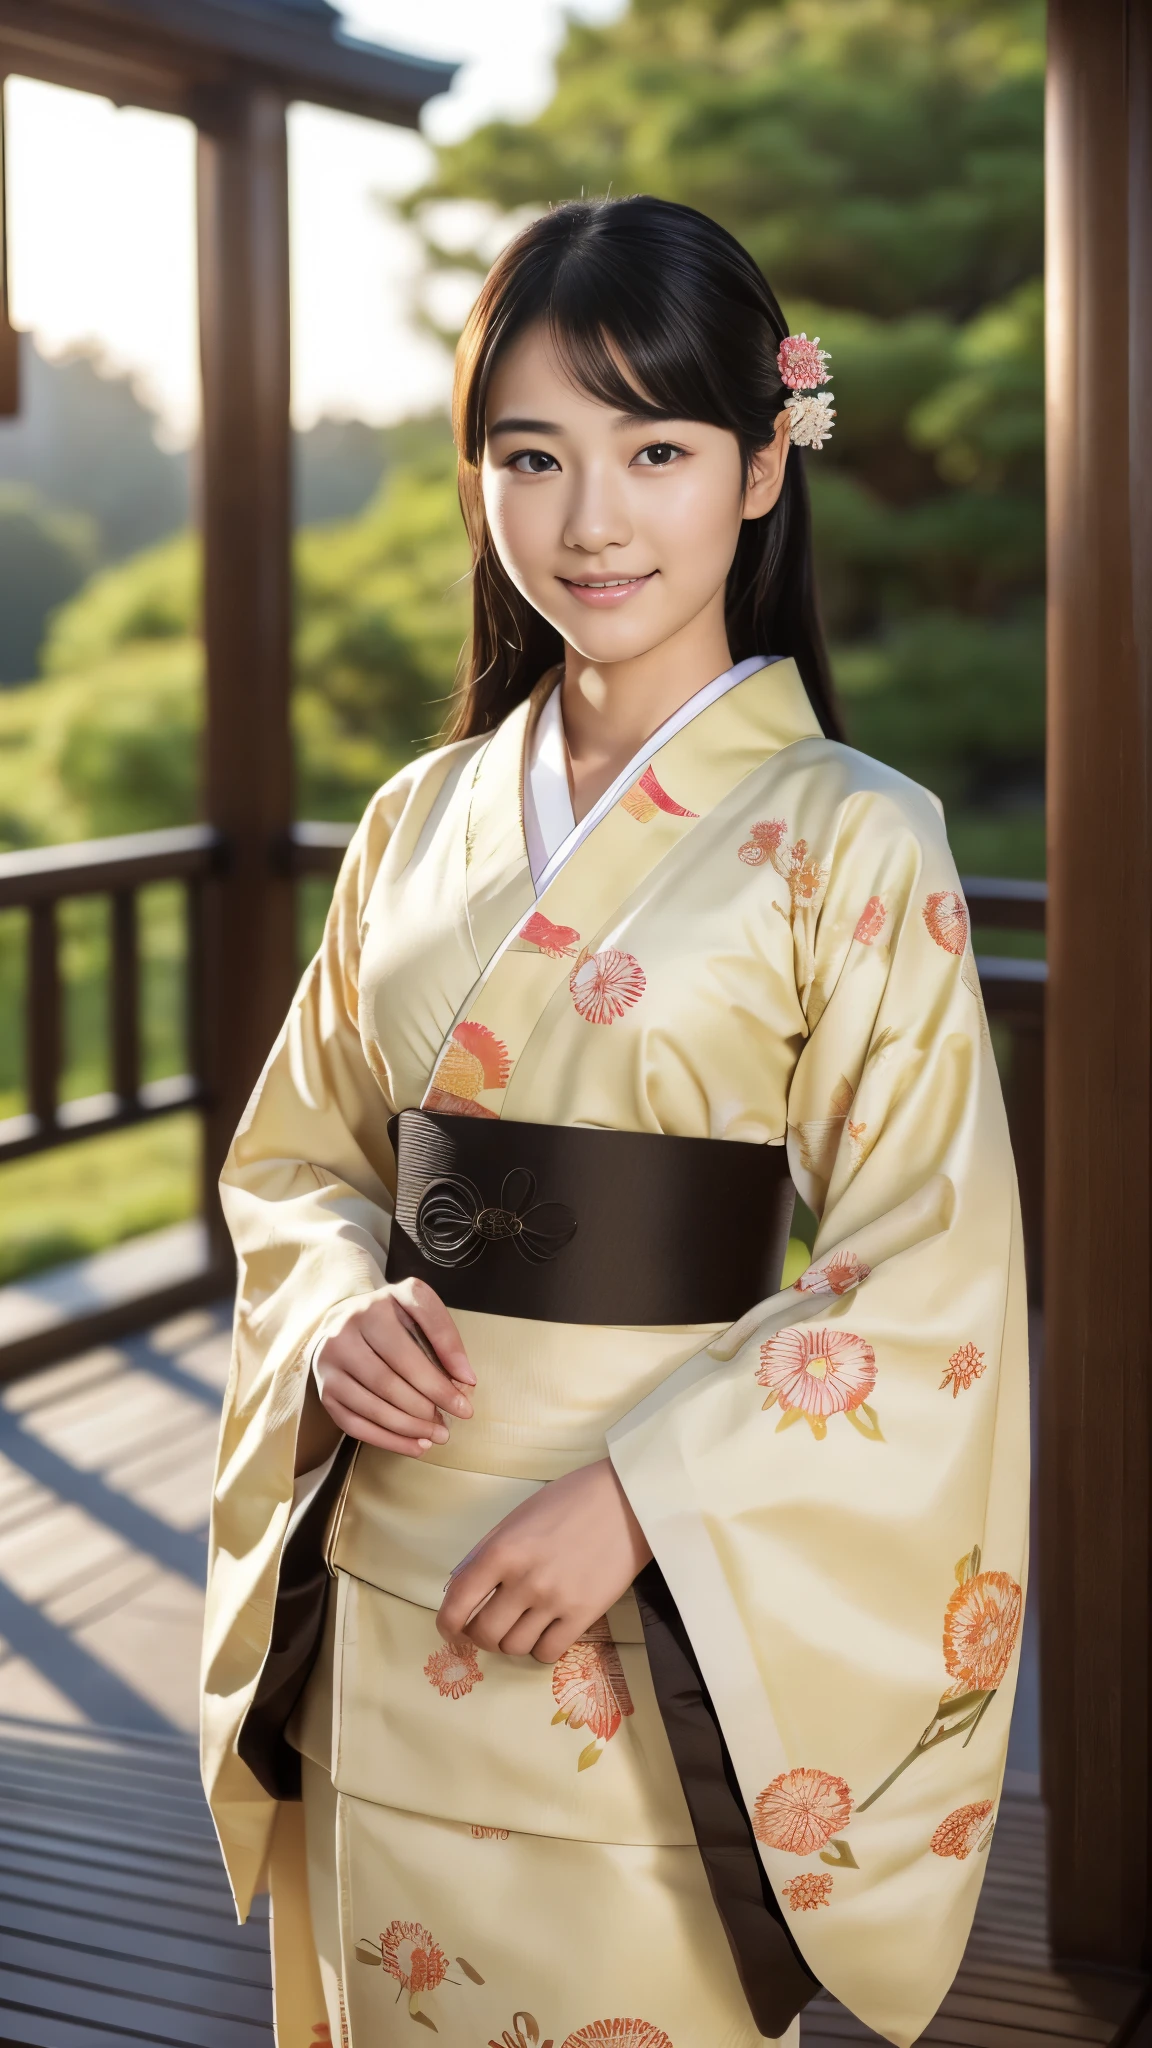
[777,331,835,451]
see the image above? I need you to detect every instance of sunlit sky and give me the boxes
[5,0,624,442]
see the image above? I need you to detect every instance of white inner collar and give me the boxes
[522,654,777,893]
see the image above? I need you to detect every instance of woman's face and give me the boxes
[480,323,787,668]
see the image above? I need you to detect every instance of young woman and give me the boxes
[202,197,1028,2048]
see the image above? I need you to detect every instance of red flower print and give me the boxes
[753,1767,853,1855]
[425,1637,484,1700]
[738,818,788,866]
[552,1620,634,1768]
[519,912,581,958]
[940,1342,987,1398]
[620,763,699,823]
[569,947,646,1024]
[561,2025,673,2048]
[854,896,886,945]
[380,1920,448,1994]
[431,1020,512,1103]
[943,1571,1022,1693]
[923,889,969,956]
[782,1871,834,1912]
[931,1800,994,1860]
[795,1250,871,1298]
[757,1326,877,1423]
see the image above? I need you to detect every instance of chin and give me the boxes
[552,608,683,667]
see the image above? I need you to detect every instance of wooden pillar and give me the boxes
[195,86,297,1268]
[0,74,18,417]
[1042,0,1152,1968]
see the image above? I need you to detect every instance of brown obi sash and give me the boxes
[384,1108,795,1324]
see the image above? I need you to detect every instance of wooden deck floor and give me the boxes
[0,1304,1141,2048]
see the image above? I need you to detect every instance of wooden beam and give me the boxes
[195,83,296,1270]
[1042,0,1152,1969]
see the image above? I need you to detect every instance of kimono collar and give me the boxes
[464,652,821,966]
[524,654,797,893]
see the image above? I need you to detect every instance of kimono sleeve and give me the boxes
[202,791,397,1900]
[607,777,1030,2048]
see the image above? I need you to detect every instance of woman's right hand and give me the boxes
[314,1278,475,1458]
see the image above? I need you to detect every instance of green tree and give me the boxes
[412,0,1045,859]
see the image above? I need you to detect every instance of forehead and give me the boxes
[484,322,614,422]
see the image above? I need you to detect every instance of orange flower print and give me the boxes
[854,896,887,945]
[519,911,581,959]
[787,839,827,907]
[756,1326,880,1439]
[859,1550,1022,1816]
[311,2028,331,2044]
[941,1342,986,1397]
[552,1620,634,1769]
[561,2025,673,2048]
[931,1800,995,1860]
[569,947,646,1025]
[620,763,699,823]
[923,888,969,956]
[471,1824,509,1840]
[739,818,788,866]
[794,1249,871,1298]
[380,1920,449,1995]
[943,1570,1022,1694]
[427,1020,511,1117]
[753,1767,853,1856]
[782,1871,834,1912]
[425,1637,484,1699]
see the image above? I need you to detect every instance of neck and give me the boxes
[559,600,733,819]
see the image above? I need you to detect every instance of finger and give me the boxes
[498,1608,561,1659]
[465,1586,535,1654]
[359,1312,474,1420]
[321,1393,433,1459]
[390,1279,476,1387]
[437,1556,503,1639]
[335,1336,441,1424]
[532,1616,585,1663]
[327,1370,449,1444]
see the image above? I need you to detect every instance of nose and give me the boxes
[561,459,633,556]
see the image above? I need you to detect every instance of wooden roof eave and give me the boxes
[0,0,456,125]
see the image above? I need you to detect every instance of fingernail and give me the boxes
[452,1396,472,1416]
[417,1438,432,1450]
[432,1424,450,1443]
[452,1371,477,1388]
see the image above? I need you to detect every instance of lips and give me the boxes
[558,571,656,608]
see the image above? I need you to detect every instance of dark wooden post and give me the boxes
[1042,0,1152,1968]
[0,74,18,417]
[195,86,297,1269]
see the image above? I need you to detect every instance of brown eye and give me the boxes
[633,443,682,467]
[510,450,559,474]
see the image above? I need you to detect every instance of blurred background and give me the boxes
[0,0,1044,1289]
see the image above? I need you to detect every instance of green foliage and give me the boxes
[412,0,1045,815]
[0,423,469,852]
[0,484,96,684]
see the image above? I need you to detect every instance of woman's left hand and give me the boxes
[435,1458,653,1663]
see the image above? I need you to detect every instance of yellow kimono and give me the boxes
[202,657,1029,2048]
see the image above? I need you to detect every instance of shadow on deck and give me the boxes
[0,1302,1139,2048]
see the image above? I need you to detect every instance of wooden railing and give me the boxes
[0,829,1046,1369]
[0,826,228,1166]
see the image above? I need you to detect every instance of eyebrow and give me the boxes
[487,411,683,437]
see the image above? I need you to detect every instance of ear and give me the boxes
[742,407,790,521]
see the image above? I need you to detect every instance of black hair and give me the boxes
[449,194,841,742]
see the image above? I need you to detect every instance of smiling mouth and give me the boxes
[559,572,656,605]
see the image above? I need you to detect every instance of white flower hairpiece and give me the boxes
[777,331,836,449]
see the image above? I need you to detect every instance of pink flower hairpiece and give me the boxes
[777,331,835,450]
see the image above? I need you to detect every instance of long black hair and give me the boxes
[449,195,842,742]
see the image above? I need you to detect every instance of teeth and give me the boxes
[575,578,640,588]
